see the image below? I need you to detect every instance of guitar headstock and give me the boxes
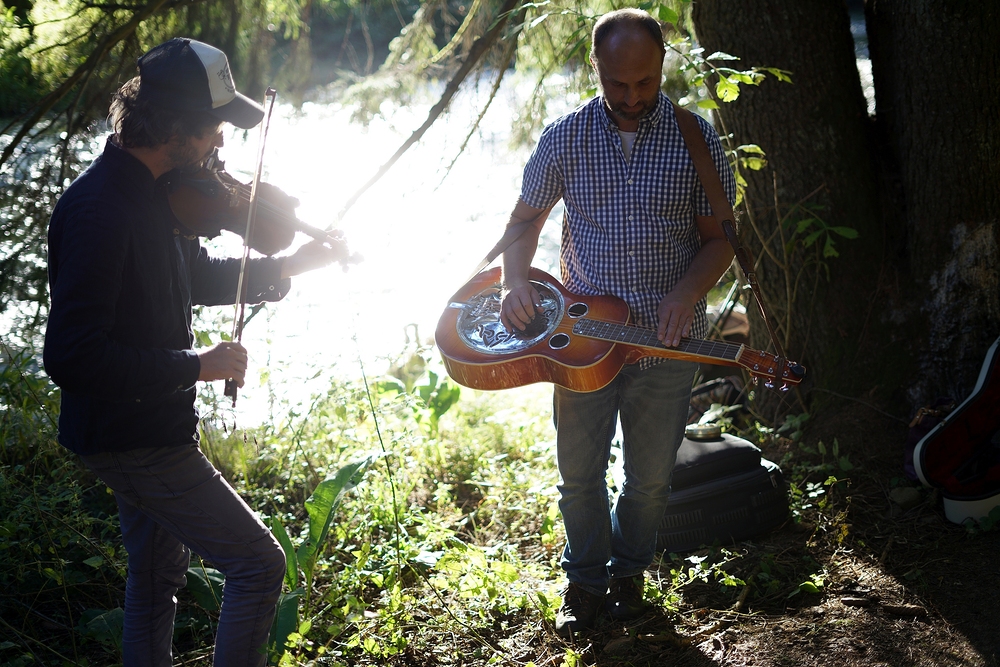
[736,347,806,391]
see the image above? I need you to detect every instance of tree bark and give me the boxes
[692,0,884,404]
[866,0,1000,404]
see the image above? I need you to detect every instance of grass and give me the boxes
[3,343,997,667]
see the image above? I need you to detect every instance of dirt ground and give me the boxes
[541,404,999,667]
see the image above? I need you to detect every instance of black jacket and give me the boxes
[44,138,289,455]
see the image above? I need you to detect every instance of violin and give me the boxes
[166,150,347,256]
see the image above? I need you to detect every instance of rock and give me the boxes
[604,636,634,655]
[889,487,923,510]
[882,603,928,617]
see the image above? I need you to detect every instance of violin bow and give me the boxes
[225,87,278,406]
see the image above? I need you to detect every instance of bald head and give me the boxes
[588,9,666,131]
[590,9,665,65]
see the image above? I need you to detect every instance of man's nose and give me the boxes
[624,87,640,105]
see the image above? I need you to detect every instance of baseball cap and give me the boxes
[137,38,264,129]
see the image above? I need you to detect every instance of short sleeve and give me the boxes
[519,124,565,210]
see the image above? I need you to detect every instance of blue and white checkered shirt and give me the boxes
[520,92,736,345]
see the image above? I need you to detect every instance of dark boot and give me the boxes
[606,574,648,621]
[554,582,604,637]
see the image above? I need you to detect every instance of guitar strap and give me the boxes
[471,100,791,378]
[670,102,789,370]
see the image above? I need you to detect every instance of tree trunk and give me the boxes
[692,0,885,406]
[865,0,1000,405]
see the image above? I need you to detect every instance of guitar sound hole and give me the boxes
[549,333,571,350]
[567,302,589,318]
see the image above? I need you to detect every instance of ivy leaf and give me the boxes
[697,98,719,110]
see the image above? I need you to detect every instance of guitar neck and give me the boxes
[572,318,743,365]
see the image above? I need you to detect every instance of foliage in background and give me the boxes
[2,0,790,340]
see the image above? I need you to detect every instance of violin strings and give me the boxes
[232,188,344,244]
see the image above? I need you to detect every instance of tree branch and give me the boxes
[334,0,523,223]
[0,0,174,168]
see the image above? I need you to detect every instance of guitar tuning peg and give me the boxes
[751,375,759,386]
[764,377,775,389]
[780,382,791,392]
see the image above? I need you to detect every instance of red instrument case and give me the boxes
[913,336,1000,524]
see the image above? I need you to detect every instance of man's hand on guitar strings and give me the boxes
[656,289,696,347]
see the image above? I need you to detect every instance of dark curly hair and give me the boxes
[591,9,666,63]
[109,77,221,148]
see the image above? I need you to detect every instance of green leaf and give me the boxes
[803,230,824,247]
[697,99,719,110]
[796,218,815,234]
[656,5,679,24]
[715,77,740,102]
[186,564,225,611]
[706,51,739,61]
[269,588,303,660]
[298,456,376,585]
[731,72,761,85]
[83,555,104,568]
[269,515,299,589]
[829,226,859,239]
[823,236,839,258]
[736,143,766,155]
[763,67,794,83]
[528,14,549,29]
[798,581,821,594]
[81,608,124,649]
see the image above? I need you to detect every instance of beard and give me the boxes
[166,134,218,172]
[604,95,657,122]
[166,141,205,171]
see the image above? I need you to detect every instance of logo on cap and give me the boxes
[217,63,235,95]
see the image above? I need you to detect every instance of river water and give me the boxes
[201,79,571,423]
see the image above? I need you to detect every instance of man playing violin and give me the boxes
[499,9,736,636]
[43,38,347,667]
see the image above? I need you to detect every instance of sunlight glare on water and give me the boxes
[210,81,569,423]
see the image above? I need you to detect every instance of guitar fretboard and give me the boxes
[573,318,741,361]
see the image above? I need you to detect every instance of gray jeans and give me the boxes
[81,442,285,667]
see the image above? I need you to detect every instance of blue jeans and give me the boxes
[553,360,696,596]
[80,443,285,667]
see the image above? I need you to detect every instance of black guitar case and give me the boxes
[914,336,1000,524]
[658,433,788,553]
